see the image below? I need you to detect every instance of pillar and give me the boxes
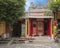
[50,18,53,37]
[25,18,30,37]
[27,18,30,37]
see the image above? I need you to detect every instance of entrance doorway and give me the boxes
[44,19,51,36]
[44,19,48,35]
[29,19,51,36]
[12,21,22,37]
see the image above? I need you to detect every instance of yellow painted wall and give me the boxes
[0,21,6,35]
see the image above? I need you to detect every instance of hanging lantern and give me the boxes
[54,26,57,31]
[54,20,57,26]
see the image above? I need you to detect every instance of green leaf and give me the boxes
[0,0,25,24]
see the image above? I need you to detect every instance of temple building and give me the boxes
[22,2,54,37]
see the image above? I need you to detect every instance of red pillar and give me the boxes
[47,19,51,36]
[30,19,33,36]
[36,24,38,36]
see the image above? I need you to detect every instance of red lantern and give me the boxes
[54,20,57,25]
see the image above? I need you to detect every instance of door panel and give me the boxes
[37,22,44,36]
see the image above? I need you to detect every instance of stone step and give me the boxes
[28,36,52,43]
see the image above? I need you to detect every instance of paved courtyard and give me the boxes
[0,36,60,48]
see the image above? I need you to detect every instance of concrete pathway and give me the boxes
[0,36,59,48]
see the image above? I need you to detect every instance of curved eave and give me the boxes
[21,16,54,19]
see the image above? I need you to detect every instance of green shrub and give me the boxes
[58,34,60,38]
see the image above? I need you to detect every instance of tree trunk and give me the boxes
[53,11,56,20]
[53,10,58,20]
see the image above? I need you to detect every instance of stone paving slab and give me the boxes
[0,36,59,48]
[7,43,59,48]
[0,44,7,48]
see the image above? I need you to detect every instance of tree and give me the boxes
[49,0,60,36]
[44,11,53,16]
[0,0,25,33]
[49,0,60,20]
[0,0,25,24]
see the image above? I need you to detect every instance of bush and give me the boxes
[57,34,60,38]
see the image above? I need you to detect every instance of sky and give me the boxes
[25,0,47,11]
